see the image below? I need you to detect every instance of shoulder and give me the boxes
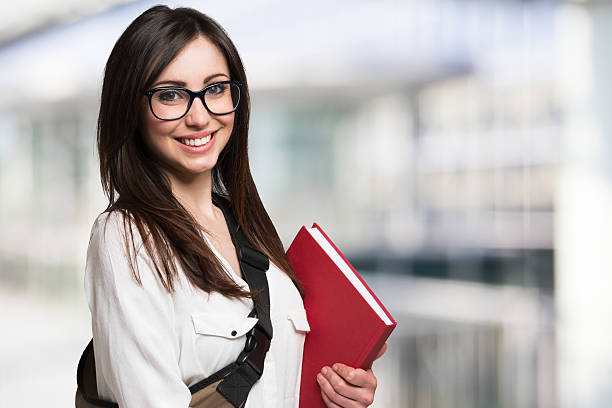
[86,210,165,292]
[86,211,150,282]
[88,210,144,255]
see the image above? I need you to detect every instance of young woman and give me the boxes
[83,5,385,407]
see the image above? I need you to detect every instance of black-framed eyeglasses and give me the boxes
[144,80,242,121]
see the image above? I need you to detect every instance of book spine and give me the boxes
[359,324,395,369]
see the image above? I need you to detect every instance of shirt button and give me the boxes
[231,330,237,336]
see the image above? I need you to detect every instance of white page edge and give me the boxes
[307,227,392,326]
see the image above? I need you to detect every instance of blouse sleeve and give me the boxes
[84,212,191,407]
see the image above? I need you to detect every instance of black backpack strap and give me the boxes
[212,194,273,339]
[211,194,272,407]
[76,339,119,407]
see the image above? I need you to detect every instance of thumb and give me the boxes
[374,343,388,361]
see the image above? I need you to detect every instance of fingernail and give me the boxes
[333,364,339,371]
[322,367,328,375]
[317,373,324,383]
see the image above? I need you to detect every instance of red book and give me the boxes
[287,223,397,408]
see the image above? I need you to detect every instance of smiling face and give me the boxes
[141,35,234,181]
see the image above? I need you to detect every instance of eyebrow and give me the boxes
[151,73,229,88]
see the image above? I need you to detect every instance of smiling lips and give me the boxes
[178,134,212,146]
[174,130,217,152]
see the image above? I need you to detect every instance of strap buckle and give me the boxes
[215,321,272,407]
[236,322,270,376]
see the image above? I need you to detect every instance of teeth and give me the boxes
[181,134,213,147]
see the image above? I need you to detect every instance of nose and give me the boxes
[184,96,212,127]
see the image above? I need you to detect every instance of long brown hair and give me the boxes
[98,5,303,298]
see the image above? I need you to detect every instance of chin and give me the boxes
[183,161,218,176]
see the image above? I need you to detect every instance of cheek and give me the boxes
[142,113,177,144]
[141,99,172,136]
[222,113,235,134]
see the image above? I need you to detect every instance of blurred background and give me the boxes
[1,0,611,406]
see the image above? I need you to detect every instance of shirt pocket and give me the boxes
[286,308,311,333]
[189,313,260,376]
[191,313,259,339]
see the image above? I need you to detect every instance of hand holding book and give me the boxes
[316,343,388,407]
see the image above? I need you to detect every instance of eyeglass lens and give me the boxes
[151,82,240,120]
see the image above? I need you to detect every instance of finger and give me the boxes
[374,343,388,361]
[317,367,361,408]
[323,366,376,407]
[333,363,377,389]
[320,387,343,408]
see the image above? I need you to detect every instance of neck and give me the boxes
[166,170,217,220]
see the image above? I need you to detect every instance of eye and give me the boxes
[155,89,187,104]
[207,83,228,96]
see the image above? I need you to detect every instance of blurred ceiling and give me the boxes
[0,0,134,46]
[0,0,558,107]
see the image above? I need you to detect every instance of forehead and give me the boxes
[155,36,229,85]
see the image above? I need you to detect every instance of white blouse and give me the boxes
[84,211,311,408]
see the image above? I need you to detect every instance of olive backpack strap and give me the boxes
[76,195,273,408]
